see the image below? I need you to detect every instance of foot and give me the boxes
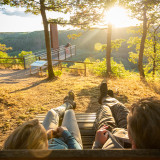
[107,90,114,97]
[98,82,108,104]
[63,90,76,109]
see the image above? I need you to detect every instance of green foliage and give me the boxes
[18,51,32,58]
[68,58,129,78]
[53,69,62,77]
[18,51,35,68]
[0,43,12,67]
[127,26,160,77]
[46,68,62,77]
[96,39,126,52]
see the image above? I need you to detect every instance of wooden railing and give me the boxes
[40,58,93,76]
[0,57,25,68]
[33,45,76,61]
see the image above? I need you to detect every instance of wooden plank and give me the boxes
[78,122,95,129]
[80,129,95,136]
[37,118,95,123]
[0,150,160,160]
[36,113,96,116]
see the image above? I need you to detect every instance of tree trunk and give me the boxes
[40,0,55,80]
[152,34,157,79]
[106,23,112,77]
[138,8,147,81]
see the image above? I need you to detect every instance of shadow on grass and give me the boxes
[147,83,160,95]
[10,77,58,93]
[77,86,129,113]
[141,79,160,95]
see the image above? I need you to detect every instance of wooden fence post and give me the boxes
[70,46,72,57]
[58,50,60,60]
[23,57,26,69]
[65,48,66,60]
[60,61,62,70]
[84,63,86,76]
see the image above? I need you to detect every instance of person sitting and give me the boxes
[3,91,83,150]
[93,81,160,149]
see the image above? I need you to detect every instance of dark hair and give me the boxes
[128,97,160,149]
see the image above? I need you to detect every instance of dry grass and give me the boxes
[0,69,160,149]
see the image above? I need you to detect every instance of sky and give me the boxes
[0,5,140,33]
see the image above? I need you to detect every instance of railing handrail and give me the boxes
[0,57,24,60]
[40,58,93,64]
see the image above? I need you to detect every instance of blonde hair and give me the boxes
[127,97,160,149]
[3,119,48,149]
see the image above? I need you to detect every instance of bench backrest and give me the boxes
[0,149,160,160]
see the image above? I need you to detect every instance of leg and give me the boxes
[102,97,129,129]
[42,109,59,130]
[62,109,83,149]
[95,105,117,132]
[43,102,73,130]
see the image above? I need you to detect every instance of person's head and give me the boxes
[3,119,48,149]
[127,97,160,149]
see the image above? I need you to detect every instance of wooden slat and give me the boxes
[80,129,95,136]
[38,118,95,123]
[0,150,160,160]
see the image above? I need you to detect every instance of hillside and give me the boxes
[0,27,137,70]
[0,69,160,149]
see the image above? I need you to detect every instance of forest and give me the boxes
[0,27,137,70]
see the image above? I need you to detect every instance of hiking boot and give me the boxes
[98,82,108,104]
[68,90,75,101]
[107,90,114,97]
[63,90,76,109]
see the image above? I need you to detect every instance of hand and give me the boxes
[46,129,58,140]
[95,125,109,145]
[56,126,68,137]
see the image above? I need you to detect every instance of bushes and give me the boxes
[84,58,130,77]
[61,57,130,77]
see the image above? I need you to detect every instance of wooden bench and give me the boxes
[0,113,160,160]
[30,60,47,76]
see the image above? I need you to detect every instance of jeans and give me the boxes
[42,103,83,149]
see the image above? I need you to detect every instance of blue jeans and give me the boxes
[42,103,83,149]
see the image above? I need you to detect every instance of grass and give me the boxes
[0,70,160,149]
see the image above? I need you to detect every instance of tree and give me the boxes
[0,43,12,66]
[127,25,160,79]
[120,0,160,81]
[96,39,125,73]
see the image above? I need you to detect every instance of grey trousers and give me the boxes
[42,103,83,149]
[95,96,129,131]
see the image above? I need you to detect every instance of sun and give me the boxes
[103,6,139,28]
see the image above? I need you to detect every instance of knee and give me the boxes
[65,109,75,116]
[47,109,58,117]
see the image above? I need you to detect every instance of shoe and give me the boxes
[63,90,76,109]
[98,82,108,104]
[68,90,75,101]
[107,90,114,97]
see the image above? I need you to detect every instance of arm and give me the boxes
[62,130,81,149]
[92,125,109,149]
[57,127,81,149]
[93,126,123,149]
